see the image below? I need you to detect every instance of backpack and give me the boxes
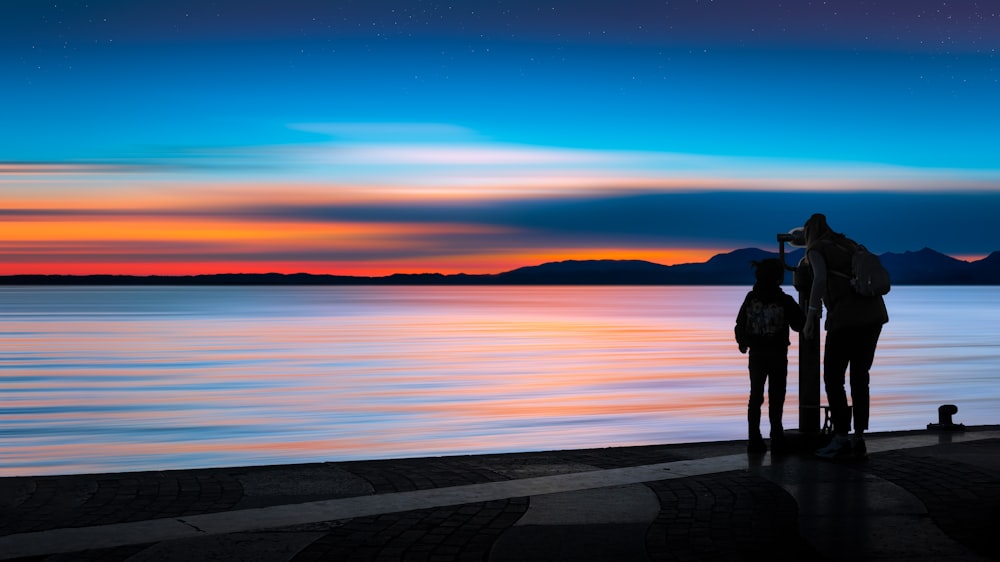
[832,241,891,297]
[744,296,787,337]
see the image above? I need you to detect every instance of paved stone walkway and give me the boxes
[2,427,999,561]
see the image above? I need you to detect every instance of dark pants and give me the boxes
[748,347,788,439]
[824,324,882,434]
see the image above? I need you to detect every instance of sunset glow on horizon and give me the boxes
[3,1,999,275]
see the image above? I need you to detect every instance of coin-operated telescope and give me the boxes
[776,227,821,434]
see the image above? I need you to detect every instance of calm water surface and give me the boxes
[1,286,998,476]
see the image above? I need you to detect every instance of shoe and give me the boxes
[815,435,852,459]
[852,436,868,459]
[747,437,768,454]
[770,433,788,456]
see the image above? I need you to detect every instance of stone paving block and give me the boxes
[864,448,1000,560]
[645,470,820,562]
[2,429,999,561]
[287,496,528,562]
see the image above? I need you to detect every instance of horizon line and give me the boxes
[0,246,992,279]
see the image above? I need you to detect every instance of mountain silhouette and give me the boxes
[878,248,974,284]
[971,251,1000,281]
[3,247,998,285]
[498,259,674,284]
[490,248,800,285]
[498,247,994,285]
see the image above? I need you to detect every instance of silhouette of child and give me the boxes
[735,258,805,454]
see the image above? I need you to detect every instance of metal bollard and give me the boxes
[927,404,965,430]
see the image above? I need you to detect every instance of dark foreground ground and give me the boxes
[2,425,999,561]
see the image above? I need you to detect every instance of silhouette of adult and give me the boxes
[802,214,888,459]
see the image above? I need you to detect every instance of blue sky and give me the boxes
[2,1,999,274]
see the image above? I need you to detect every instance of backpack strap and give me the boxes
[824,237,858,280]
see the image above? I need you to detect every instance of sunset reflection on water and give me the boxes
[1,285,998,476]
